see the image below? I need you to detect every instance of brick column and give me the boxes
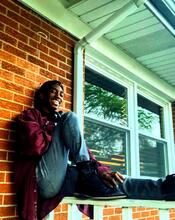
[0,0,75,218]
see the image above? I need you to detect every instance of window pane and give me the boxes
[137,95,164,138]
[85,81,127,127]
[84,119,127,174]
[139,135,166,177]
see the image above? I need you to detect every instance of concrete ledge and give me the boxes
[46,197,175,220]
[62,197,175,209]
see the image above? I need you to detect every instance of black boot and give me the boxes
[162,174,175,200]
[75,161,126,200]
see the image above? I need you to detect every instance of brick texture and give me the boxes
[0,0,75,219]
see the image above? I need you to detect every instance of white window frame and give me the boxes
[83,54,175,178]
[137,86,175,176]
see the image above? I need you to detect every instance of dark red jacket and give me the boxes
[15,108,110,220]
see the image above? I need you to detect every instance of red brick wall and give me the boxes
[0,0,75,219]
[0,1,175,220]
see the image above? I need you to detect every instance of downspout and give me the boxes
[73,0,146,129]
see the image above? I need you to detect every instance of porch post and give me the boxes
[93,205,103,220]
[122,207,133,220]
[68,204,82,220]
[159,209,169,220]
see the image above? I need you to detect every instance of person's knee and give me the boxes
[62,111,79,125]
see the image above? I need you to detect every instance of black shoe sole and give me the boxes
[74,193,127,200]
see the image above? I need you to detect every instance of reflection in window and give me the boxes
[139,135,166,177]
[137,95,164,138]
[85,82,127,126]
[84,119,127,173]
[138,95,166,177]
[85,70,128,127]
[84,68,128,174]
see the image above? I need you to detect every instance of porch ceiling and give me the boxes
[61,0,175,88]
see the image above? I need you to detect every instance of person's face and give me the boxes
[42,84,64,112]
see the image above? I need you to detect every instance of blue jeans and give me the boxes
[122,177,163,200]
[36,112,90,199]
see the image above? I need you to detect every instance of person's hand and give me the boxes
[100,171,125,188]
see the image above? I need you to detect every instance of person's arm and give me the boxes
[16,108,54,157]
[88,148,125,187]
[99,171,125,188]
[88,148,111,172]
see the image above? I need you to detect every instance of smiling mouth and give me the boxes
[52,100,60,105]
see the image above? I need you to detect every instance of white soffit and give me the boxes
[18,0,175,100]
[66,0,175,89]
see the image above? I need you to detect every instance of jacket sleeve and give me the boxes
[88,148,111,173]
[16,108,54,157]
